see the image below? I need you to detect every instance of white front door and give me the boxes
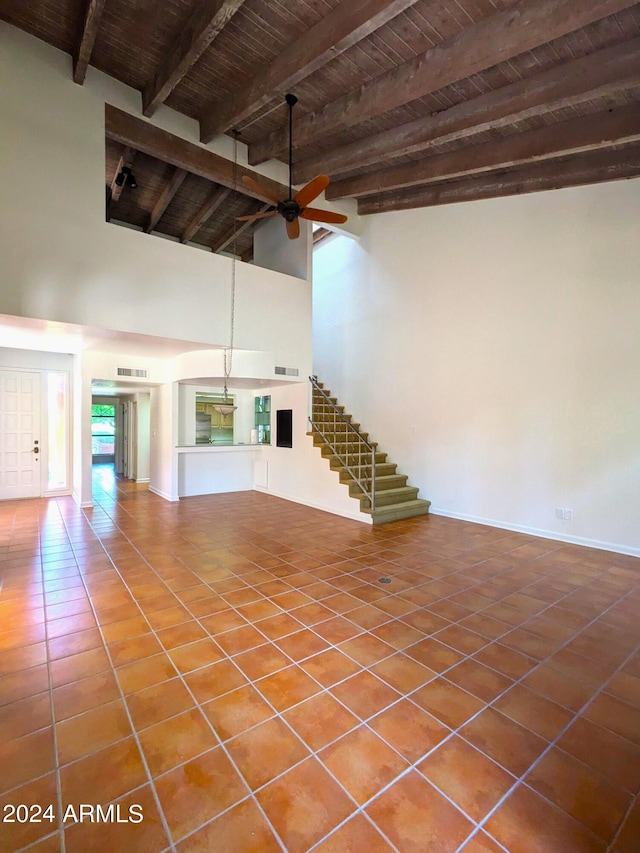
[0,370,41,499]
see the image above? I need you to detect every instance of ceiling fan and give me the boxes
[237,94,348,239]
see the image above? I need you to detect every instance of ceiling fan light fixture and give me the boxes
[236,94,347,239]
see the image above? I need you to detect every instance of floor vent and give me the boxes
[275,366,299,376]
[116,367,149,378]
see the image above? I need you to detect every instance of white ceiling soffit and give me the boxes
[0,314,218,358]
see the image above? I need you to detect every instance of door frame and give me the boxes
[0,365,72,500]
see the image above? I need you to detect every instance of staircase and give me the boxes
[308,377,431,525]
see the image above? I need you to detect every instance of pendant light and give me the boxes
[213,130,240,419]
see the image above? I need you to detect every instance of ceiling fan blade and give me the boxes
[241,175,281,205]
[294,174,330,207]
[300,207,348,225]
[286,218,300,240]
[236,210,277,222]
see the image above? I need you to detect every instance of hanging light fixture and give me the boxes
[115,166,138,189]
[213,130,240,419]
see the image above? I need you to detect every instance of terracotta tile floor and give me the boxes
[1,466,639,853]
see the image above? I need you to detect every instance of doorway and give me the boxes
[0,369,41,499]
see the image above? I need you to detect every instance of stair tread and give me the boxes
[311,379,430,524]
[363,499,431,517]
[366,498,430,510]
[345,474,406,485]
[362,485,417,496]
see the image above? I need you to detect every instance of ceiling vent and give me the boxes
[116,367,149,378]
[275,366,299,376]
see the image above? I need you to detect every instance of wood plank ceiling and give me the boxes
[3,0,640,259]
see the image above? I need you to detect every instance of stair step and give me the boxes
[359,486,420,508]
[314,435,373,448]
[346,474,408,493]
[310,378,430,525]
[312,420,363,433]
[334,462,397,478]
[312,397,342,409]
[364,499,432,525]
[323,450,389,465]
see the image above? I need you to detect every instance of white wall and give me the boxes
[149,383,178,501]
[254,214,312,281]
[313,179,640,555]
[0,23,312,375]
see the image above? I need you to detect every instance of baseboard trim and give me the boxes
[430,507,640,559]
[254,486,372,525]
[135,478,150,484]
[148,486,179,502]
[72,491,94,509]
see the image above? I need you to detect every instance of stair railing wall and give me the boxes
[309,376,377,511]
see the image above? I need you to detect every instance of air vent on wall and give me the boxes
[275,366,299,376]
[116,367,149,378]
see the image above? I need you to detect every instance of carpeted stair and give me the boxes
[309,379,430,524]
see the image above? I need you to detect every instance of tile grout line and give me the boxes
[69,498,296,853]
[36,508,67,853]
[449,609,640,852]
[4,489,638,853]
[50,499,179,853]
[80,485,435,850]
[606,790,638,853]
[84,482,633,852]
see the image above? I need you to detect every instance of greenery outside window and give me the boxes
[92,403,116,456]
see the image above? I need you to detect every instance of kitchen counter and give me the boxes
[176,443,261,496]
[176,444,260,450]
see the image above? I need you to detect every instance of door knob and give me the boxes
[33,446,39,454]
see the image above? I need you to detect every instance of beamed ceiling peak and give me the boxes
[3,0,640,261]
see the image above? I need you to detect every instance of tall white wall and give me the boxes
[313,179,640,555]
[254,215,312,281]
[0,23,311,375]
[149,383,179,501]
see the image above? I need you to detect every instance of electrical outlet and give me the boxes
[555,507,573,520]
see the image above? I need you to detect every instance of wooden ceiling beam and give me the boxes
[180,186,232,244]
[145,167,188,233]
[357,145,640,215]
[105,105,289,203]
[248,0,638,165]
[199,0,420,143]
[296,37,640,184]
[73,0,106,85]
[210,201,271,253]
[142,0,247,117]
[328,105,640,199]
[313,227,332,246]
